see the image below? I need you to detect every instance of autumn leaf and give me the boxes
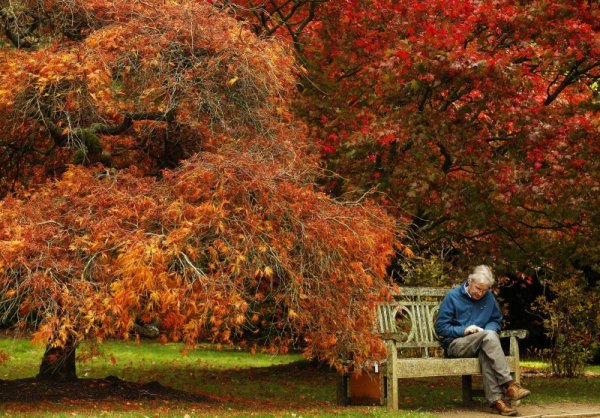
[226,76,239,87]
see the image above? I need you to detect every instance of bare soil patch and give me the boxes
[0,376,211,403]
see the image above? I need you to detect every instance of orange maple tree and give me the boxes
[0,0,396,380]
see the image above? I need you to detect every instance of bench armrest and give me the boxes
[499,329,528,339]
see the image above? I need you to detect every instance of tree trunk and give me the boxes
[37,336,77,381]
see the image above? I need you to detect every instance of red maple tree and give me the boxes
[233,0,599,279]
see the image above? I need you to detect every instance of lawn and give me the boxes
[0,335,599,417]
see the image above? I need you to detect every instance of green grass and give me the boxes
[0,336,599,417]
[522,359,600,376]
[0,338,303,377]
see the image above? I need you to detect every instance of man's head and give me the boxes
[467,265,494,300]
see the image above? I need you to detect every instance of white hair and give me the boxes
[468,265,494,287]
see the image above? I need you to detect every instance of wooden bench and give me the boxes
[338,286,528,409]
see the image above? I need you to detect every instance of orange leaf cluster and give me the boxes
[0,152,395,368]
[0,0,397,370]
[0,0,298,195]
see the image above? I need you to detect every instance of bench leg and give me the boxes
[462,375,473,405]
[336,373,349,406]
[380,375,386,407]
[386,341,399,409]
[510,336,521,407]
[386,374,398,409]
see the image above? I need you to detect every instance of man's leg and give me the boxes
[447,331,486,357]
[447,331,512,403]
[478,331,512,402]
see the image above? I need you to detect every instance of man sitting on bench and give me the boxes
[435,265,531,416]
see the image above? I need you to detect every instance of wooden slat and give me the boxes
[377,304,397,333]
[398,301,440,307]
[395,341,441,348]
[414,304,423,343]
[395,356,518,378]
[425,305,436,342]
[397,287,452,297]
[403,306,416,342]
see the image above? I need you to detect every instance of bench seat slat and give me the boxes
[393,356,518,378]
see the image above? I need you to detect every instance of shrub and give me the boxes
[533,275,599,377]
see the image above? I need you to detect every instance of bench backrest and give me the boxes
[377,286,452,351]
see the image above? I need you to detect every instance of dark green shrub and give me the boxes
[533,276,599,377]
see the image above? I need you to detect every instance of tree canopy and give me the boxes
[234,0,599,278]
[0,0,396,379]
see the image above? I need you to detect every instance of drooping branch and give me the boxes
[38,109,178,167]
[335,66,362,82]
[438,82,472,112]
[93,111,177,135]
[545,59,599,106]
[235,0,328,52]
[0,8,39,49]
[437,141,453,173]
[418,85,432,111]
[516,204,588,231]
[43,110,177,147]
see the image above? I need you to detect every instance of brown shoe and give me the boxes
[491,399,518,416]
[505,381,531,401]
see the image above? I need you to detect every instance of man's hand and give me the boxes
[464,325,484,335]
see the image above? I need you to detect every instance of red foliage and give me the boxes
[247,0,600,274]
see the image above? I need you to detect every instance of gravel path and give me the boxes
[433,401,600,417]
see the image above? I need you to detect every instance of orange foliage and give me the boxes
[0,0,297,194]
[0,0,396,369]
[0,155,395,368]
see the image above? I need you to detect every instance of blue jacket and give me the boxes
[435,282,503,349]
